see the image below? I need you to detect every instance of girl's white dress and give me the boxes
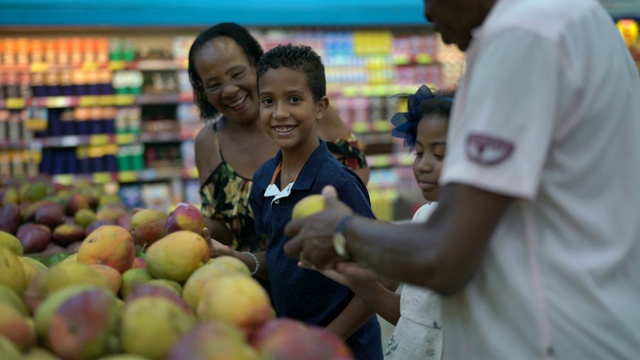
[384,203,443,360]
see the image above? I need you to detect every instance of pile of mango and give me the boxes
[0,182,354,360]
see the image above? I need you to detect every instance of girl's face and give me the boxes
[193,36,259,125]
[413,114,448,202]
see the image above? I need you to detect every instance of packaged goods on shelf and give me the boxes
[0,30,465,215]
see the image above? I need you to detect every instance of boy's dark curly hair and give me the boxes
[257,44,326,102]
[188,22,264,119]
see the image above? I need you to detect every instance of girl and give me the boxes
[314,85,454,359]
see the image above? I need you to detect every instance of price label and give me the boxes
[114,95,135,106]
[25,119,48,131]
[118,171,138,183]
[89,134,110,146]
[79,96,98,107]
[82,62,99,71]
[6,98,26,109]
[392,54,411,65]
[342,86,359,97]
[97,95,114,106]
[109,61,127,71]
[415,54,434,64]
[93,172,113,184]
[47,97,71,108]
[187,167,199,179]
[53,174,74,186]
[116,133,135,144]
[60,136,81,147]
[30,62,49,73]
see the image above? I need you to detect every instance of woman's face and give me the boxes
[413,114,448,202]
[193,36,259,125]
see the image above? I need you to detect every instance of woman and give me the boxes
[188,23,369,251]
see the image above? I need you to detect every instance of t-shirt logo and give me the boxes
[465,133,514,165]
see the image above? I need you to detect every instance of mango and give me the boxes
[78,225,135,273]
[34,202,66,229]
[120,297,196,360]
[23,262,111,314]
[22,200,56,223]
[47,287,118,360]
[74,209,97,229]
[125,284,192,315]
[130,209,167,247]
[22,347,62,360]
[34,285,117,358]
[16,223,51,253]
[0,334,21,360]
[146,279,182,295]
[257,324,354,360]
[0,284,29,316]
[291,194,325,220]
[2,187,20,205]
[0,230,24,255]
[66,193,90,216]
[52,223,85,246]
[165,203,205,235]
[0,302,36,352]
[119,268,153,299]
[167,321,258,360]
[182,257,251,311]
[84,220,116,236]
[90,264,122,294]
[0,204,21,235]
[145,230,210,283]
[96,205,127,223]
[19,256,49,285]
[0,248,27,295]
[24,182,49,203]
[197,275,274,336]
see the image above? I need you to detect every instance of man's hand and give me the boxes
[284,185,352,269]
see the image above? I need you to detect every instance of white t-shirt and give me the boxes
[439,0,640,358]
[385,203,443,360]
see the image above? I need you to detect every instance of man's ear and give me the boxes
[316,96,329,120]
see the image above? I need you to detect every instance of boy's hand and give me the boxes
[203,227,233,258]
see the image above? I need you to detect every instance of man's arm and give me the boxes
[285,184,513,295]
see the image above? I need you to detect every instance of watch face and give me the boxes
[333,233,348,257]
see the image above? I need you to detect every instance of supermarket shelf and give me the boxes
[0,93,194,109]
[5,133,192,149]
[0,139,33,149]
[51,167,198,186]
[0,60,187,73]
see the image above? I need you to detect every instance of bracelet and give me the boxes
[333,214,358,259]
[242,251,260,275]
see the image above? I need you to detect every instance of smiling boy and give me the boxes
[249,44,383,359]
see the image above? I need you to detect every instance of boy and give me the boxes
[252,44,382,359]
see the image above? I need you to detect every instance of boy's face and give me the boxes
[413,114,448,202]
[258,67,328,152]
[194,36,259,125]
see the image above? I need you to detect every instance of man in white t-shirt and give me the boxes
[284,0,640,358]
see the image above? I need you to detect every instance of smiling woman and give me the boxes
[187,23,369,252]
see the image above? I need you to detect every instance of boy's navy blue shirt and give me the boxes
[250,140,382,360]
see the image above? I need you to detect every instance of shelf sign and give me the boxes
[93,172,114,184]
[79,96,99,107]
[6,98,26,109]
[617,19,639,46]
[47,97,72,108]
[116,133,136,144]
[89,134,110,146]
[118,171,138,183]
[113,95,135,106]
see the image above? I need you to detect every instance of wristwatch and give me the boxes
[333,214,357,258]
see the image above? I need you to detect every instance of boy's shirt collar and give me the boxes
[260,140,329,197]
